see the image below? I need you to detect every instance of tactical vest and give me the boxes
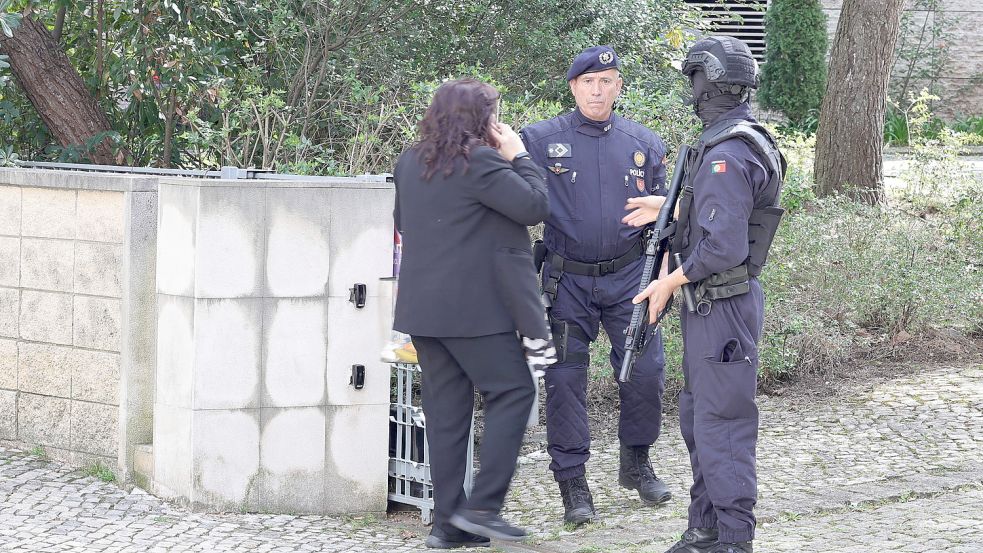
[670,118,787,286]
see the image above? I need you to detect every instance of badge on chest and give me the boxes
[547,163,570,175]
[630,150,646,178]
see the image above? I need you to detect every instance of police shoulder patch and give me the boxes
[710,160,727,174]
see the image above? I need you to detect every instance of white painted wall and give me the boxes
[153,177,394,514]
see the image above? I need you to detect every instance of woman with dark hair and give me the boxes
[393,78,550,548]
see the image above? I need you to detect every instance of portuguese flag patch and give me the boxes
[710,160,727,174]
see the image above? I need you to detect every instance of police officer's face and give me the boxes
[569,69,622,121]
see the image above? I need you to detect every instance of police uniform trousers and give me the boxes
[543,256,666,481]
[679,277,763,544]
[412,333,536,537]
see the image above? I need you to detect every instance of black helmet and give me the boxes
[681,36,759,90]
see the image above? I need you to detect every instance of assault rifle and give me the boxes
[618,145,692,383]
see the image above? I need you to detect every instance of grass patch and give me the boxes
[779,511,803,522]
[28,445,48,460]
[342,514,378,531]
[83,461,117,483]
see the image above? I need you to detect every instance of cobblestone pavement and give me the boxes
[2,363,980,552]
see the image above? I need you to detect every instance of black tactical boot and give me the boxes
[708,542,752,553]
[619,444,672,505]
[557,475,596,525]
[664,527,719,553]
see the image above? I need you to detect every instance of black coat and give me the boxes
[393,145,550,339]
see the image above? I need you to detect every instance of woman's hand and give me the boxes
[622,196,666,227]
[490,122,526,161]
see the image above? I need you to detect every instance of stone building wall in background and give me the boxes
[821,0,983,118]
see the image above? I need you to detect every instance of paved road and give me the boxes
[1,363,980,552]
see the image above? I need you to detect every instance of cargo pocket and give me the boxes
[701,354,758,420]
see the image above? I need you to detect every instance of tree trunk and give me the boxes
[52,7,66,42]
[96,0,105,96]
[0,15,122,165]
[162,89,177,168]
[814,0,905,204]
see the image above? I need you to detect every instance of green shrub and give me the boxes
[759,0,828,126]
[758,122,981,382]
[760,192,981,380]
[774,130,817,213]
[884,106,911,146]
[617,57,701,153]
[883,91,981,147]
[951,115,983,137]
[895,91,983,215]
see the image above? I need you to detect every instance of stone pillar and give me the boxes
[153,178,394,514]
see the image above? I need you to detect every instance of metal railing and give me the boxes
[389,362,475,523]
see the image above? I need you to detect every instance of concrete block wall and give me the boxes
[821,0,983,118]
[153,178,394,514]
[0,170,157,477]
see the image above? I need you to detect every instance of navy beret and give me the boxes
[566,46,621,81]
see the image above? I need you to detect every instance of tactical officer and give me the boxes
[521,46,672,525]
[630,36,786,553]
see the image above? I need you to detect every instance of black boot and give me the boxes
[708,542,752,553]
[557,475,596,525]
[664,527,719,553]
[619,444,672,505]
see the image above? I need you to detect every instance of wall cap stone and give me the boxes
[0,169,157,192]
[0,168,395,192]
[159,177,394,190]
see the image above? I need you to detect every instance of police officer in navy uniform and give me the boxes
[521,46,673,525]
[630,36,786,553]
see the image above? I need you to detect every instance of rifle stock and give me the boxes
[618,145,690,383]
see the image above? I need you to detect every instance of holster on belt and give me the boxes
[692,264,751,315]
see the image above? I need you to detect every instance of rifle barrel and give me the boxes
[618,145,690,383]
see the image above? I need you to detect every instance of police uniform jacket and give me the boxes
[521,109,667,263]
[393,145,550,338]
[680,104,776,282]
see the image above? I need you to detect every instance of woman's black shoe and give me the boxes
[449,509,527,542]
[424,529,491,549]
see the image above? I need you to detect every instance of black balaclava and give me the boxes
[689,69,744,127]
